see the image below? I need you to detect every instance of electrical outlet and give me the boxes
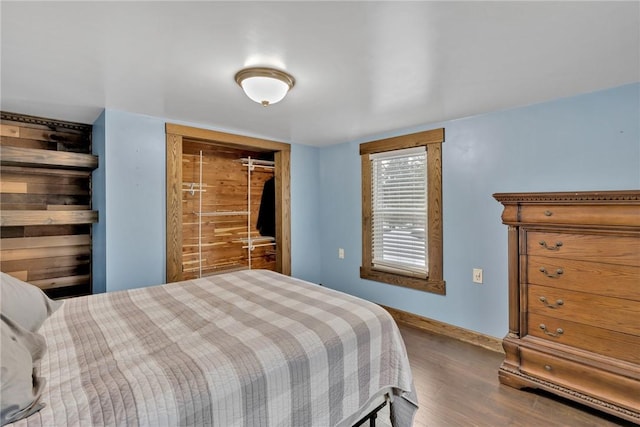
[473,268,483,284]
[338,248,345,259]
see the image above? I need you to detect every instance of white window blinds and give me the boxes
[370,146,428,276]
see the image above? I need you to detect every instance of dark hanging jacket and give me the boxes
[256,177,275,237]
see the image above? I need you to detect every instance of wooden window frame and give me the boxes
[360,128,445,295]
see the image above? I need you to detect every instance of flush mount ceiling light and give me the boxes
[235,67,295,107]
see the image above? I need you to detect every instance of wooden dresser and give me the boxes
[493,190,640,423]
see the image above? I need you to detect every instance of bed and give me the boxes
[1,269,417,426]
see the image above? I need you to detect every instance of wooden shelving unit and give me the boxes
[0,111,98,298]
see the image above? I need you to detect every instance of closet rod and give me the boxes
[239,158,274,170]
[182,183,206,196]
[239,157,274,165]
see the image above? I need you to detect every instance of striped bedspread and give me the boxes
[11,269,417,427]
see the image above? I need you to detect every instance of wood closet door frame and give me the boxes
[165,123,291,283]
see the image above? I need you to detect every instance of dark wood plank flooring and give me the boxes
[399,324,636,426]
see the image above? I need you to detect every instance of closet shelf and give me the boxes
[194,211,249,217]
[182,183,206,196]
[236,236,275,243]
[243,242,276,251]
[236,236,276,251]
[183,262,247,274]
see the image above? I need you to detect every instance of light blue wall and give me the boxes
[316,83,640,339]
[91,83,639,339]
[92,110,166,292]
[290,144,322,283]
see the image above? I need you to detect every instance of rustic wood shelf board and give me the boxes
[0,145,98,170]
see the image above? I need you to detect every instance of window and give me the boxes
[371,146,427,275]
[360,128,445,294]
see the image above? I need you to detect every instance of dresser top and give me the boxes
[493,190,640,205]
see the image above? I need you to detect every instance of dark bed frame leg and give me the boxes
[352,399,387,427]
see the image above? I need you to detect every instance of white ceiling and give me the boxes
[1,1,638,147]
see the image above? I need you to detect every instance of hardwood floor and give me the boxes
[398,324,635,427]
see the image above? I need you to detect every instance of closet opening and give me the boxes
[166,124,290,283]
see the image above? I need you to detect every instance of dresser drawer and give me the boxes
[526,232,640,267]
[527,256,639,300]
[520,347,640,412]
[527,313,640,364]
[518,204,640,227]
[528,284,640,335]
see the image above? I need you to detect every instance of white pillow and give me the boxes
[0,315,47,425]
[0,272,63,332]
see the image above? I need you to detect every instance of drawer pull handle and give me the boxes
[544,365,552,371]
[538,296,564,309]
[544,210,553,216]
[539,267,564,278]
[539,324,564,337]
[538,240,563,251]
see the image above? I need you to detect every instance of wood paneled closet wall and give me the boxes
[166,124,291,283]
